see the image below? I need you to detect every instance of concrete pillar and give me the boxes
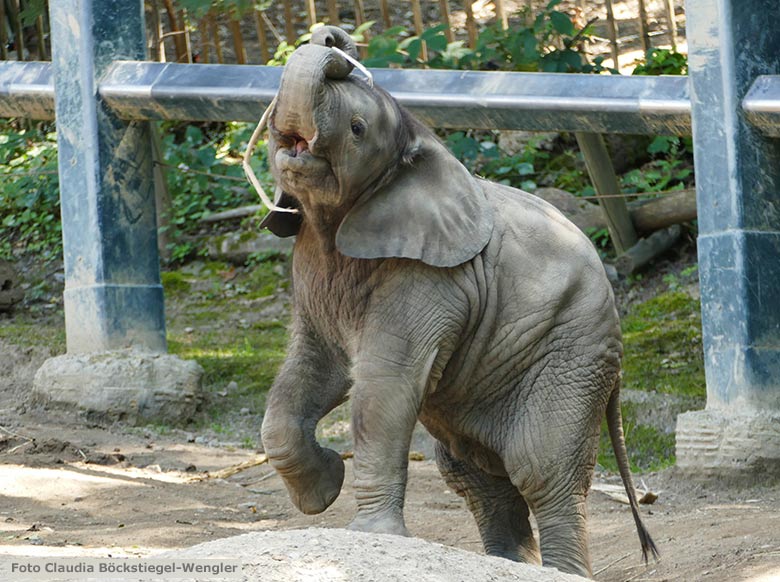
[33,0,202,424]
[676,0,780,478]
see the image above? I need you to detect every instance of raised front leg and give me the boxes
[435,441,540,564]
[261,320,351,515]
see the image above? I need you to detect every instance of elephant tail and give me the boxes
[606,383,660,564]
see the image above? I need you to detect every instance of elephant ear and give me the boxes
[259,188,303,238]
[335,141,494,268]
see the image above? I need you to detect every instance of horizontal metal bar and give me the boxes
[100,61,692,135]
[743,75,780,137]
[0,61,55,119]
[2,60,693,135]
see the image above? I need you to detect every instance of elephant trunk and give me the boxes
[311,25,359,61]
[272,42,354,145]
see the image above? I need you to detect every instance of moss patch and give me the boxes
[598,290,705,473]
[622,291,705,398]
[161,271,192,296]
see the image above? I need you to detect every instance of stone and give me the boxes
[498,130,559,155]
[533,187,606,233]
[676,409,780,481]
[32,351,203,425]
[0,260,24,312]
[158,528,588,582]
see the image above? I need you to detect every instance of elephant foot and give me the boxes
[347,511,410,537]
[280,448,345,515]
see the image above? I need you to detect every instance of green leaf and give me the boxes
[549,11,574,36]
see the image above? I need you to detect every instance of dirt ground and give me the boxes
[1,405,779,581]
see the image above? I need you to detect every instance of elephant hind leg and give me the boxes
[525,491,591,578]
[434,441,540,564]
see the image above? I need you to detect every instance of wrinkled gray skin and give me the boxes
[259,26,657,578]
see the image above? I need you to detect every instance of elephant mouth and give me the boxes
[285,132,310,157]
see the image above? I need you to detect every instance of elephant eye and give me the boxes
[350,119,366,137]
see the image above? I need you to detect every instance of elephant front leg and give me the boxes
[347,339,441,536]
[261,327,351,515]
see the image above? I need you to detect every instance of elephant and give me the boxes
[257,25,658,578]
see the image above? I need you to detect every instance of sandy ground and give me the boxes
[0,412,779,582]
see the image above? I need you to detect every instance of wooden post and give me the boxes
[162,0,187,63]
[664,0,678,50]
[283,0,296,43]
[605,0,620,69]
[439,0,454,43]
[229,13,246,64]
[35,14,46,60]
[464,0,477,49]
[178,11,192,63]
[380,0,391,27]
[149,0,166,62]
[10,0,25,60]
[150,123,171,262]
[209,12,223,64]
[305,0,317,27]
[637,0,651,53]
[411,0,427,62]
[0,0,9,60]
[355,0,366,26]
[575,132,639,255]
[199,17,210,63]
[255,10,270,63]
[494,0,508,29]
[328,0,341,25]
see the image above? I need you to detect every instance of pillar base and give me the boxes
[676,409,780,480]
[32,351,204,425]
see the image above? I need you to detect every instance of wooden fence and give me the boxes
[3,1,681,68]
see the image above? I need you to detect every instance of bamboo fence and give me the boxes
[1,1,682,67]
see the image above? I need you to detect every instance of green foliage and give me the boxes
[364,1,608,73]
[160,121,272,262]
[0,121,61,262]
[19,0,47,25]
[176,0,272,19]
[632,48,688,76]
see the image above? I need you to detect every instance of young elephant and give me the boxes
[258,26,657,578]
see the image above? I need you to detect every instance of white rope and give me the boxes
[332,45,373,87]
[242,95,300,215]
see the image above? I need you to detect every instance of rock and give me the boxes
[533,187,606,233]
[32,351,204,426]
[0,260,25,312]
[498,131,559,155]
[159,528,588,582]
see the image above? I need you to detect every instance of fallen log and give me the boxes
[615,224,683,276]
[629,189,697,233]
[199,204,265,224]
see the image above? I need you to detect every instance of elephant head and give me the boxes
[261,25,494,268]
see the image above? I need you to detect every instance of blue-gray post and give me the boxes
[676,0,780,475]
[51,0,166,354]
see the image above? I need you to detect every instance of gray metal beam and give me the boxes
[99,62,692,134]
[0,61,54,119]
[743,75,780,137]
[1,59,692,135]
